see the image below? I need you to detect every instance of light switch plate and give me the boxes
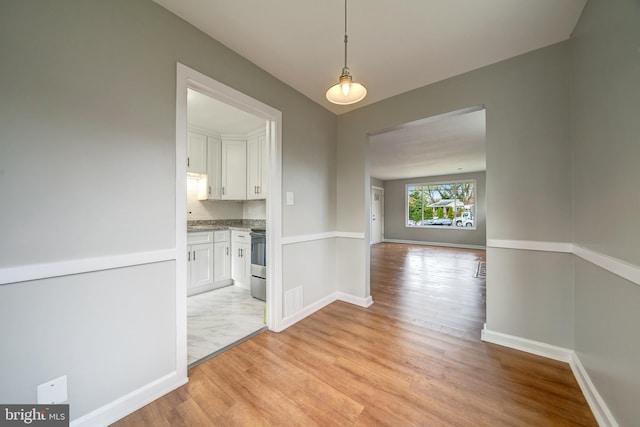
[37,375,68,404]
[286,191,294,206]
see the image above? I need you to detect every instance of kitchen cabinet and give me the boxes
[204,136,222,200]
[187,132,207,174]
[221,139,247,200]
[231,230,251,288]
[187,232,214,296]
[213,230,231,284]
[246,130,267,200]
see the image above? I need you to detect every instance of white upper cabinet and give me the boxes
[221,139,247,200]
[246,130,267,200]
[205,136,222,200]
[187,132,207,174]
[189,128,267,201]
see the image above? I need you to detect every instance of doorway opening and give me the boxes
[366,105,487,337]
[175,63,283,373]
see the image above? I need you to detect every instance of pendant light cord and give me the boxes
[343,0,348,70]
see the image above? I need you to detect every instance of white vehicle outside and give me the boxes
[455,211,474,227]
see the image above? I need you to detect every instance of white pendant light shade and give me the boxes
[326,71,367,105]
[326,0,367,106]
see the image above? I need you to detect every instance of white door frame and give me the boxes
[371,186,384,244]
[175,63,283,375]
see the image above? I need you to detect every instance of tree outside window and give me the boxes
[406,180,476,228]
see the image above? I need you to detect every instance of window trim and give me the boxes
[405,179,477,230]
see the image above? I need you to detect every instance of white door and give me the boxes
[371,187,384,244]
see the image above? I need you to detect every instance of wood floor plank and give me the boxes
[112,243,597,427]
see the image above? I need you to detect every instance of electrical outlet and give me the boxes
[37,375,68,404]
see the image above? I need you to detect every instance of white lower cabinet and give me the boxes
[187,232,214,296]
[231,230,251,288]
[213,230,231,284]
[188,230,234,296]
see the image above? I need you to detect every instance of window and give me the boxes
[406,180,476,229]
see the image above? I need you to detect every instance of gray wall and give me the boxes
[570,0,640,424]
[370,177,384,188]
[383,171,486,247]
[337,41,574,343]
[0,0,337,421]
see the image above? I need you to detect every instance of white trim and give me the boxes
[176,61,284,331]
[277,291,374,332]
[337,231,366,240]
[384,239,485,251]
[481,327,573,362]
[486,239,640,287]
[570,352,620,427]
[573,244,640,288]
[281,231,365,245]
[70,371,188,427]
[481,326,619,427]
[336,292,374,308]
[487,239,573,253]
[0,250,176,285]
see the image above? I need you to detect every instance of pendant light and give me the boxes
[326,0,367,105]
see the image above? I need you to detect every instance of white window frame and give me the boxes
[405,179,477,230]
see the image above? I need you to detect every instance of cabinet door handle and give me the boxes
[193,250,196,261]
[226,247,229,256]
[208,185,211,195]
[187,157,190,167]
[188,250,191,262]
[222,187,225,195]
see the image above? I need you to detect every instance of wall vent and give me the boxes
[284,286,303,318]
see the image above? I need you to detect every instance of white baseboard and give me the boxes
[279,291,374,331]
[482,326,619,427]
[383,239,485,251]
[71,371,188,427]
[481,327,573,362]
[570,352,619,427]
[337,292,374,308]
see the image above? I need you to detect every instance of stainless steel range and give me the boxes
[250,228,266,301]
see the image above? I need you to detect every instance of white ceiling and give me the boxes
[154,0,586,115]
[166,1,585,180]
[187,89,265,135]
[369,108,486,181]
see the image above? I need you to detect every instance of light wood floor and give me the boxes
[112,243,596,426]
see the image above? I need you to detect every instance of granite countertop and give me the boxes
[187,219,265,233]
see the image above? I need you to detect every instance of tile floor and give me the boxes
[187,285,266,366]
